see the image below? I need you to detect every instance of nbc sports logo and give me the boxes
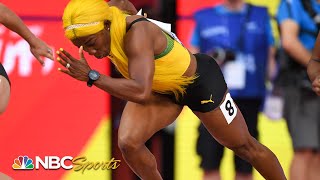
[12,156,34,170]
[11,155,120,173]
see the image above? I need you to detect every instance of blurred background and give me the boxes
[0,0,297,179]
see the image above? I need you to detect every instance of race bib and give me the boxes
[220,93,237,124]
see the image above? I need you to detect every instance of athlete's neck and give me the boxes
[223,0,245,11]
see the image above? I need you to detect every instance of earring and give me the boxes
[107,27,110,31]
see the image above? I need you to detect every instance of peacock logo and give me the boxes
[12,156,34,170]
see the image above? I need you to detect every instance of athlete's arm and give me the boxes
[307,32,320,95]
[108,0,138,15]
[94,21,154,104]
[0,3,53,64]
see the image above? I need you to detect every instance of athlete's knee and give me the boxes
[118,135,142,154]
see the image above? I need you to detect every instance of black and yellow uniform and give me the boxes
[127,18,228,112]
[180,53,227,112]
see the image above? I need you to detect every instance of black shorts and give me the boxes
[177,53,227,112]
[0,63,10,85]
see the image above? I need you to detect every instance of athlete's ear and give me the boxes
[104,20,111,31]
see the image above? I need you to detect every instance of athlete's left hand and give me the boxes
[56,46,91,82]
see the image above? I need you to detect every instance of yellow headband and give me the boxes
[64,21,101,30]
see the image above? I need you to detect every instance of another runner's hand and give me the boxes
[29,37,54,66]
[312,75,320,96]
[56,46,91,82]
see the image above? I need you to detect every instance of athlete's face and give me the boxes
[71,22,111,59]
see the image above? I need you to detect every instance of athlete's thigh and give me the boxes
[193,93,250,148]
[0,75,10,113]
[119,93,183,143]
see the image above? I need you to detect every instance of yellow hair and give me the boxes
[62,0,196,100]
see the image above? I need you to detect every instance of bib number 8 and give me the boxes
[220,93,237,124]
[225,100,235,116]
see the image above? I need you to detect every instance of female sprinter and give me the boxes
[57,0,286,179]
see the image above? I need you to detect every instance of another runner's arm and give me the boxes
[94,22,154,104]
[0,3,41,46]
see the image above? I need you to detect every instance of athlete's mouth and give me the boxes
[95,54,106,59]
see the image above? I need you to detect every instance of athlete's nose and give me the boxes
[88,48,97,55]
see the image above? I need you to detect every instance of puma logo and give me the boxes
[201,94,214,104]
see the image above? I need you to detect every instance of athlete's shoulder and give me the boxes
[124,15,158,49]
[126,15,148,28]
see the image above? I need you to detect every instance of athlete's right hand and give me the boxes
[57,46,92,82]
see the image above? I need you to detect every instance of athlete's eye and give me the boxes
[85,39,96,47]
